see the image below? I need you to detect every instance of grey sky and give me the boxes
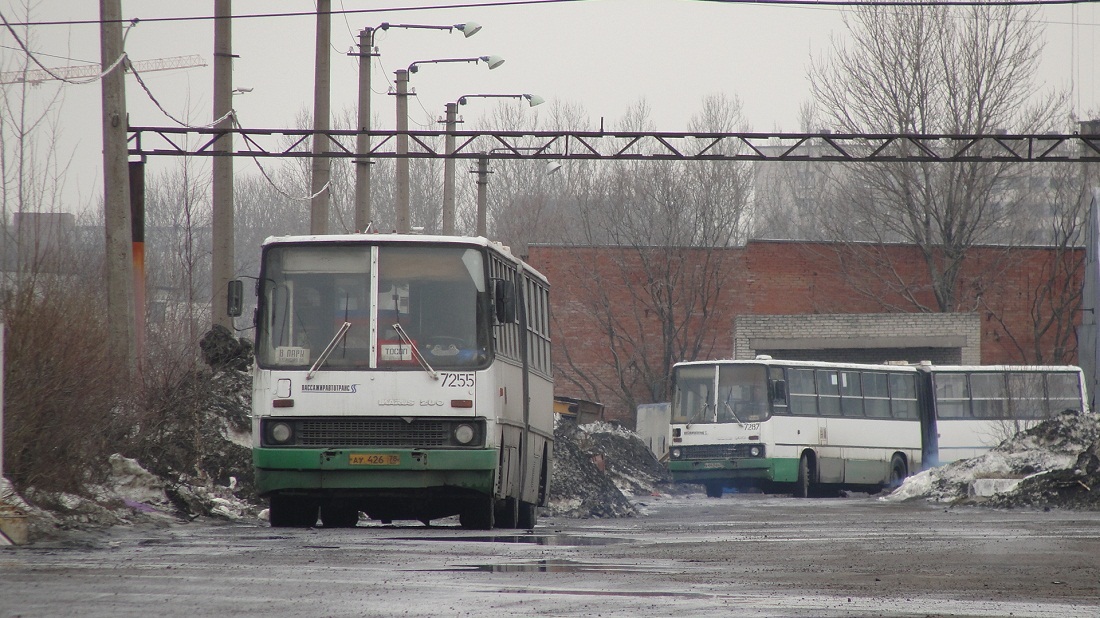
[2,0,1098,213]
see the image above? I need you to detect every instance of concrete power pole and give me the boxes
[100,0,136,373]
[353,27,376,233]
[475,156,490,237]
[309,0,332,235]
[211,0,234,330]
[442,102,459,235]
[395,69,410,233]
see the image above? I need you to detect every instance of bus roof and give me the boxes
[673,358,1083,374]
[261,233,548,284]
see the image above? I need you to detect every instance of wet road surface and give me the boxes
[2,493,1099,617]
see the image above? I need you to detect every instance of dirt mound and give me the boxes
[547,419,672,518]
[885,410,1100,510]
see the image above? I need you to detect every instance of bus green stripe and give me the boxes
[254,448,498,495]
[668,457,800,484]
[254,447,497,471]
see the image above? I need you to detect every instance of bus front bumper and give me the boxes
[253,447,497,496]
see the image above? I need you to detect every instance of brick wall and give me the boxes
[527,240,1083,424]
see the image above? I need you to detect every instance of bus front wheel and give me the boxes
[794,455,815,499]
[319,503,360,528]
[269,495,318,528]
[704,482,724,498]
[517,501,538,529]
[460,495,495,530]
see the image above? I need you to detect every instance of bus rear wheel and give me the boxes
[704,482,724,498]
[794,454,815,499]
[887,455,908,489]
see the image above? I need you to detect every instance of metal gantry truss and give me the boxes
[128,126,1100,163]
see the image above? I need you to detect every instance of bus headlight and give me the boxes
[453,423,476,445]
[270,422,293,444]
[671,448,682,459]
[749,445,763,457]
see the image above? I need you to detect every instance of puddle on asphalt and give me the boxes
[418,558,674,574]
[391,534,631,546]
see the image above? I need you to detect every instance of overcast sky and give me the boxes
[2,0,1098,213]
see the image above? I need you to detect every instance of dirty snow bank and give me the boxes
[547,418,674,518]
[884,410,1100,509]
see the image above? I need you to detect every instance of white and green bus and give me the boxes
[667,358,1087,498]
[229,234,553,528]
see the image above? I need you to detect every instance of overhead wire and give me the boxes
[2,0,588,27]
[234,113,332,201]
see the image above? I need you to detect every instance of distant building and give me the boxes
[4,212,77,275]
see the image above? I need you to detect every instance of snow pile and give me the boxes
[546,418,673,518]
[884,410,1100,509]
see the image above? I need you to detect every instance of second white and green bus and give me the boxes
[668,358,1087,497]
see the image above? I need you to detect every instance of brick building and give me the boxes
[527,240,1083,425]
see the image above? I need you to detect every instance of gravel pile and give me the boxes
[546,419,673,518]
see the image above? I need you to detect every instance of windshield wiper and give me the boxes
[688,402,709,428]
[392,323,438,380]
[722,401,744,425]
[306,321,351,380]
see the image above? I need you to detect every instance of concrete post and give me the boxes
[309,0,332,235]
[211,0,234,330]
[99,0,136,373]
[395,69,410,233]
[442,102,459,235]
[475,155,490,237]
[353,27,375,233]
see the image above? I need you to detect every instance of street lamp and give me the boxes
[442,93,544,235]
[380,21,482,37]
[394,56,504,234]
[350,23,483,234]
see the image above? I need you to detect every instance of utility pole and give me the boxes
[475,155,490,237]
[353,27,376,232]
[394,68,410,233]
[310,0,332,234]
[442,102,459,235]
[211,0,234,330]
[100,0,136,373]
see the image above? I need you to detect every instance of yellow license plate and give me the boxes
[349,453,400,466]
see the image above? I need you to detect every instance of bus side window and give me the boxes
[788,368,817,416]
[769,379,789,409]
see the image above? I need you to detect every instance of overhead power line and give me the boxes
[4,0,1096,27]
[0,0,585,27]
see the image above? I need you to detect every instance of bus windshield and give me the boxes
[673,363,770,424]
[717,364,770,423]
[257,243,490,371]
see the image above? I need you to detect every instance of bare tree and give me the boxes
[0,2,138,496]
[554,96,753,422]
[808,4,1068,312]
[979,158,1095,364]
